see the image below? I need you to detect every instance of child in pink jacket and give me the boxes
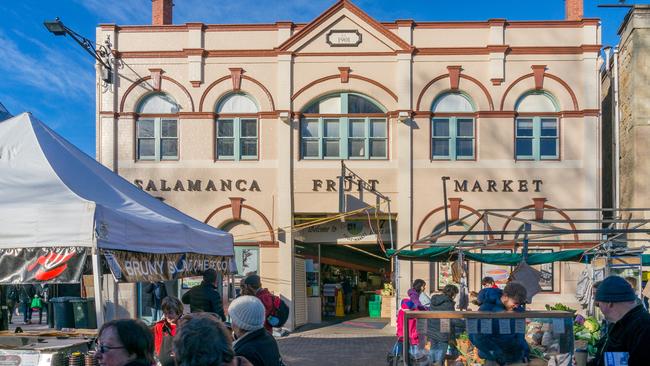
[396,279,428,346]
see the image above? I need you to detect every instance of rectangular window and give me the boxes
[431,117,474,160]
[300,117,387,160]
[216,118,258,161]
[160,119,178,160]
[515,117,558,160]
[136,118,178,161]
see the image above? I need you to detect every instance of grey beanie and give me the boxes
[228,295,265,331]
[595,275,636,303]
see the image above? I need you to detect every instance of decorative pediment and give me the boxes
[279,0,411,54]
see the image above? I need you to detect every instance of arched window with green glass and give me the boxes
[515,91,559,160]
[300,92,387,160]
[215,93,259,160]
[136,92,180,161]
[431,92,476,160]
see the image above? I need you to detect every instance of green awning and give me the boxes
[386,246,454,262]
[388,247,589,265]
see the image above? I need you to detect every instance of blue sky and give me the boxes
[0,0,636,157]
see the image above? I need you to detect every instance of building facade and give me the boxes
[602,6,650,245]
[97,0,601,327]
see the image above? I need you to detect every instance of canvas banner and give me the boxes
[104,250,232,283]
[0,247,88,284]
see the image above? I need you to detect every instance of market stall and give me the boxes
[386,245,650,364]
[0,113,235,364]
[401,310,576,366]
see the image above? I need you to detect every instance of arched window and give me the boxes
[300,92,387,160]
[215,93,259,160]
[431,92,475,160]
[515,91,559,160]
[136,93,179,161]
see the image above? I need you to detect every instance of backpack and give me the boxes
[268,295,289,328]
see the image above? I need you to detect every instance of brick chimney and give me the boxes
[565,0,583,21]
[152,0,173,25]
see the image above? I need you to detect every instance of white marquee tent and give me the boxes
[0,113,234,324]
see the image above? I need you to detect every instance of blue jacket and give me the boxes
[469,299,530,364]
[477,287,502,308]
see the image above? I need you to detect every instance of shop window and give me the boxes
[431,92,475,160]
[216,93,259,160]
[300,92,387,160]
[136,93,179,161]
[234,246,259,277]
[515,91,559,160]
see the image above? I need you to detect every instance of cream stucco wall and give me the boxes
[97,2,601,324]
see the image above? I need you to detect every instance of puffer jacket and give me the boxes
[396,289,427,345]
[477,287,502,308]
[181,281,225,321]
[469,299,530,364]
[255,288,275,333]
[427,294,465,343]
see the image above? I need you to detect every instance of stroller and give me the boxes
[386,340,429,366]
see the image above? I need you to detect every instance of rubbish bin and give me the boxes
[70,298,97,329]
[50,297,79,330]
[47,301,54,328]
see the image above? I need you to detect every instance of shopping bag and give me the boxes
[30,296,42,309]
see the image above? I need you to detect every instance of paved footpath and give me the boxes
[277,317,396,366]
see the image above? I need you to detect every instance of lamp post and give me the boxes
[44,17,113,83]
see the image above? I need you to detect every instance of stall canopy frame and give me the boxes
[388,206,650,265]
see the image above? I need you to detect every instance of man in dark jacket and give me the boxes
[229,295,283,366]
[19,285,35,324]
[588,275,650,366]
[181,269,225,321]
[470,282,529,365]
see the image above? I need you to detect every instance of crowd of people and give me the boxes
[395,274,650,366]
[6,284,48,325]
[8,267,650,366]
[143,269,284,366]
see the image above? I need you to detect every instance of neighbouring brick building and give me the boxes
[601,5,650,245]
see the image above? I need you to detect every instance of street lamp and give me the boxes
[44,17,113,83]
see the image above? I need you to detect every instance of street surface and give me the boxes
[278,317,395,366]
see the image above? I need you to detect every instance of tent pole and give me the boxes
[92,250,105,327]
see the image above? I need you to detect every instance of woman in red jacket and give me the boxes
[152,296,183,366]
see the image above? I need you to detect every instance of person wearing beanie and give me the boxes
[229,296,283,366]
[588,275,650,366]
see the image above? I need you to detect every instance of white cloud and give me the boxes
[0,32,95,107]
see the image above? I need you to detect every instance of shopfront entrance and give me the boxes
[295,242,391,324]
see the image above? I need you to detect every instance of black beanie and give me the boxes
[594,275,636,303]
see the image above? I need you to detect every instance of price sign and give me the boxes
[480,319,492,334]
